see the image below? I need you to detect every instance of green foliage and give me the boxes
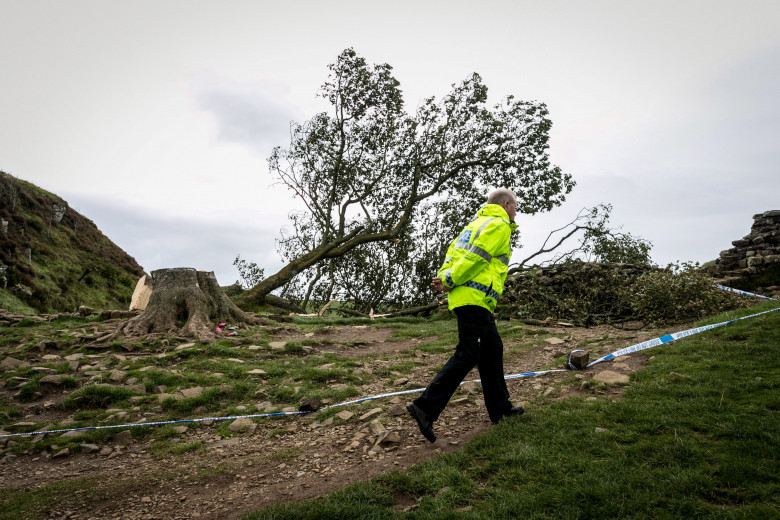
[581,204,652,264]
[588,228,652,264]
[631,263,746,324]
[505,261,636,324]
[233,254,265,289]
[265,48,574,312]
[504,261,746,325]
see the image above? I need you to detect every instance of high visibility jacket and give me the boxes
[438,204,518,312]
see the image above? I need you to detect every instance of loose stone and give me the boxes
[593,371,630,384]
[359,408,383,421]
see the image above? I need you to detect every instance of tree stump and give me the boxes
[117,268,262,342]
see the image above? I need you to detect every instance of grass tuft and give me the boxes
[64,385,136,409]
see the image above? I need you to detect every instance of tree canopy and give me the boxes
[240,48,575,311]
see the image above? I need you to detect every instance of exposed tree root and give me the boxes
[110,268,268,343]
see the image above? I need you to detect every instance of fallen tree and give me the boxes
[236,48,574,312]
[500,261,747,326]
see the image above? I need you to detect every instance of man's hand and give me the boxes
[431,276,451,292]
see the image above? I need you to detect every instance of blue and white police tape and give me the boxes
[0,411,311,439]
[587,305,780,367]
[3,304,778,440]
[504,368,568,381]
[0,367,566,439]
[716,284,775,300]
[310,366,571,406]
[300,366,572,410]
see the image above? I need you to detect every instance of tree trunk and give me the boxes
[117,268,262,342]
[263,294,305,314]
[383,301,446,318]
[240,225,367,306]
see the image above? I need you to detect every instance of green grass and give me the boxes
[0,290,36,314]
[150,439,205,459]
[64,384,137,409]
[14,374,44,401]
[0,172,143,314]
[578,333,611,346]
[0,400,22,427]
[0,468,179,520]
[0,476,103,520]
[161,383,253,415]
[242,301,780,520]
[283,341,306,354]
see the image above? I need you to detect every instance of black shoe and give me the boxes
[406,402,436,443]
[492,405,525,425]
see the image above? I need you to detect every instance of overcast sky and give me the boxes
[1,1,779,286]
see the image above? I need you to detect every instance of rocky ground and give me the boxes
[0,311,662,520]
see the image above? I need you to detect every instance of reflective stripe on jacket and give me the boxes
[438,204,518,312]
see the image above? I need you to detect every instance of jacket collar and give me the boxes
[479,204,518,231]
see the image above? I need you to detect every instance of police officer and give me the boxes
[407,188,524,443]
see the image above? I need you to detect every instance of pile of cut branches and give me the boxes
[500,261,747,326]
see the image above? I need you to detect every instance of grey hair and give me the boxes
[487,189,516,206]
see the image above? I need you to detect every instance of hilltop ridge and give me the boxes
[0,171,144,313]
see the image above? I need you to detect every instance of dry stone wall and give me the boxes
[714,210,780,291]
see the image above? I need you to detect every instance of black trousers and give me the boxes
[413,305,512,423]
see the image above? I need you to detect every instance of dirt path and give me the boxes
[0,321,660,520]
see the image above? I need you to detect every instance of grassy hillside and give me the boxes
[0,171,144,313]
[244,301,780,519]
